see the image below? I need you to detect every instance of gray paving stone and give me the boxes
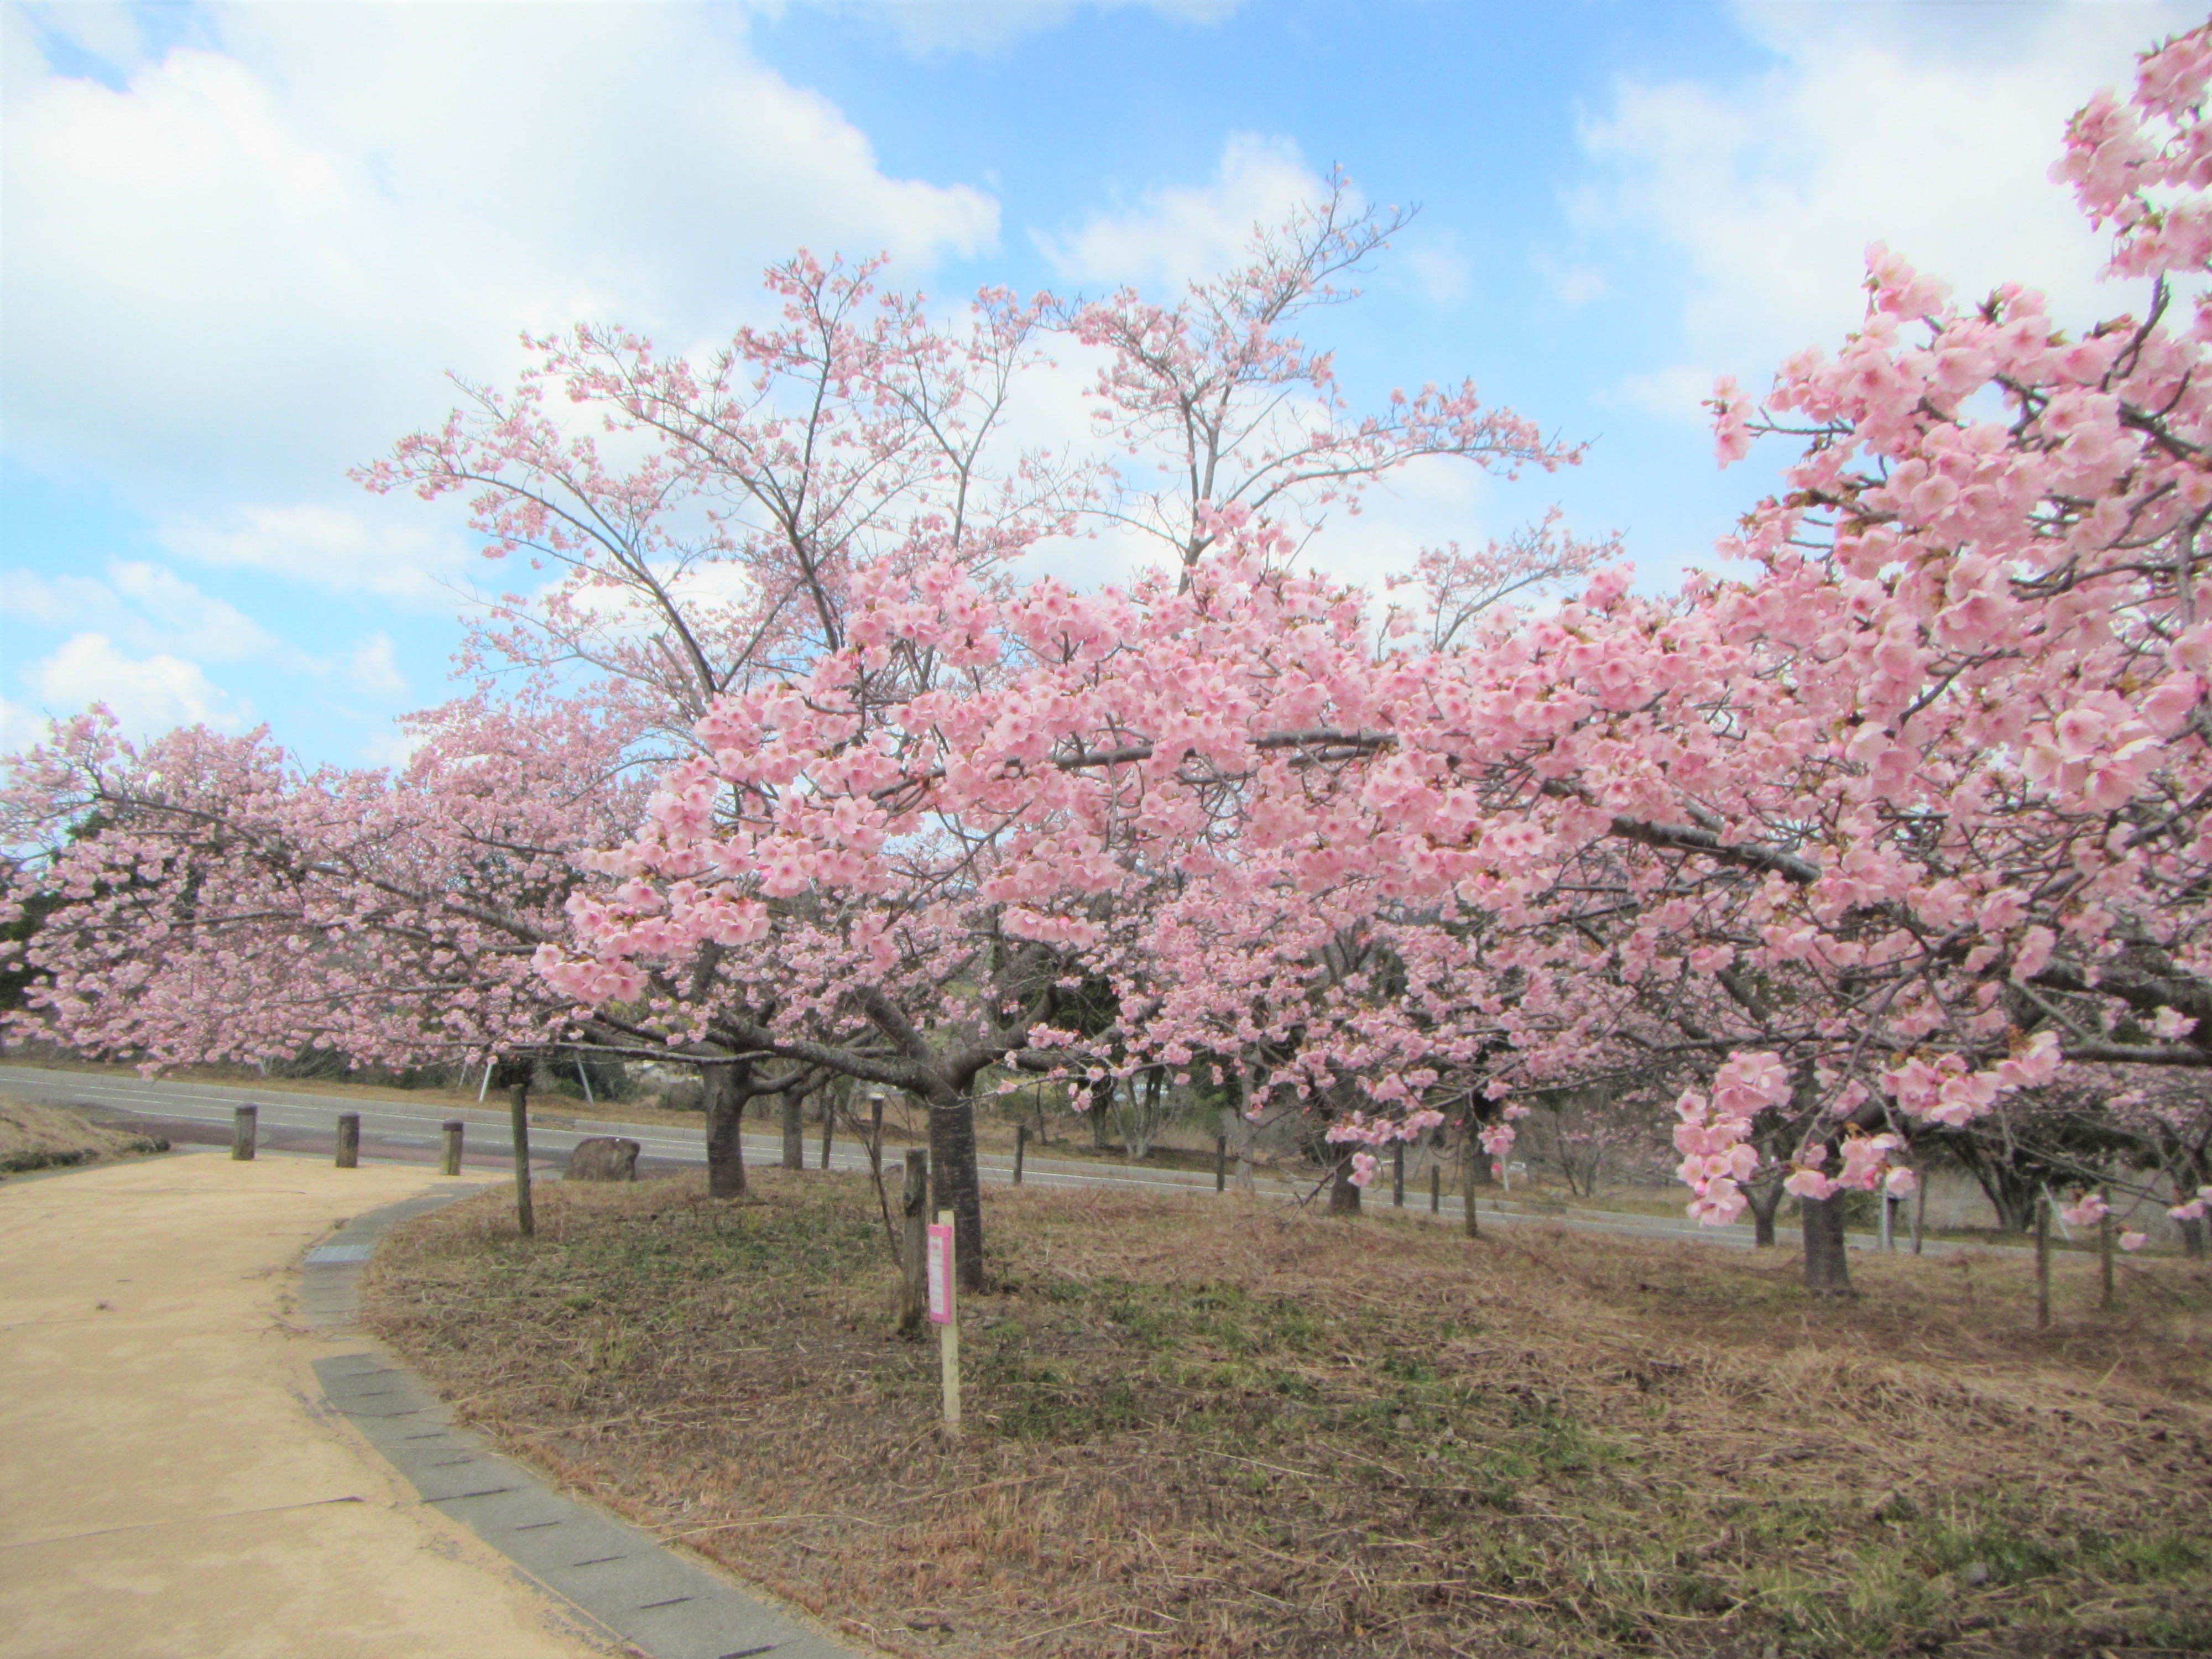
[302,1193,871,1659]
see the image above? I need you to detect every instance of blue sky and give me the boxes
[1,0,2194,765]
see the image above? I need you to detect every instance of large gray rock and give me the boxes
[563,1136,640,1181]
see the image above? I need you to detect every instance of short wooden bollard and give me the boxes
[820,1107,833,1170]
[869,1093,885,1161]
[1215,1134,1228,1193]
[2034,1192,2052,1329]
[335,1112,360,1169]
[898,1153,930,1337]
[1013,1123,1027,1186]
[510,1085,535,1240]
[441,1119,464,1177]
[930,1208,961,1436]
[2099,1187,2115,1311]
[231,1105,257,1161]
[1391,1142,1405,1207]
[1430,1161,1441,1214]
[1880,1192,1898,1251]
[1462,1138,1479,1238]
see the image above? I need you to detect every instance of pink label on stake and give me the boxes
[926,1223,953,1324]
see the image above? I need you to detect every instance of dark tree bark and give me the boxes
[1801,1192,1853,1296]
[781,1087,805,1171]
[1746,1174,1785,1248]
[1328,1155,1362,1214]
[703,1058,750,1198]
[923,1080,984,1291]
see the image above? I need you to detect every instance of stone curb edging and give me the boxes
[299,1190,866,1659]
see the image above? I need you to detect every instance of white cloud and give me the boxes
[1402,239,1474,307]
[840,0,1241,56]
[0,697,48,754]
[22,632,253,737]
[342,634,407,701]
[1571,1,2199,415]
[157,504,475,607]
[1035,133,1326,289]
[7,559,290,665]
[1,3,1000,504]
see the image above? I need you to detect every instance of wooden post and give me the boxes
[1391,1142,1405,1208]
[1911,1165,1926,1256]
[2099,1185,2115,1311]
[1461,1131,1479,1239]
[441,1119,463,1177]
[2035,1191,2052,1329]
[936,1208,961,1436]
[1881,1191,1897,1251]
[869,1091,885,1160]
[334,1112,359,1168]
[1215,1134,1227,1192]
[232,1105,257,1161]
[1430,1160,1441,1214]
[1013,1123,1027,1186]
[509,1083,535,1239]
[820,1099,834,1170]
[898,1152,930,1337]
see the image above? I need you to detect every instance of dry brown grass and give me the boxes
[362,1171,2212,1659]
[0,1095,168,1175]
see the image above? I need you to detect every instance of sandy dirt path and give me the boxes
[0,1151,614,1658]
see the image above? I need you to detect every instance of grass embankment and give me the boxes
[0,1095,169,1176]
[366,1175,2206,1657]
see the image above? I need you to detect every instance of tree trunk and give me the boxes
[1801,1193,1853,1296]
[1747,1176,1784,1248]
[703,1059,749,1198]
[781,1088,805,1171]
[1328,1155,1361,1214]
[1088,1076,1112,1151]
[925,1085,984,1291]
[1950,1135,2039,1233]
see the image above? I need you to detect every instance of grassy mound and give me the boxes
[0,1096,168,1176]
[364,1171,2212,1658]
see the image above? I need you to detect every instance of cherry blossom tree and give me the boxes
[1051,174,1582,583]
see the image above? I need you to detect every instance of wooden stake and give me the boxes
[898,1153,929,1337]
[1391,1142,1405,1207]
[2099,1185,2115,1311]
[334,1112,359,1169]
[937,1208,961,1436]
[441,1119,463,1177]
[1430,1160,1441,1214]
[1215,1134,1227,1192]
[232,1105,257,1161]
[1014,1123,1027,1186]
[1461,1131,1479,1239]
[2035,1191,2052,1329]
[1911,1164,1926,1256]
[509,1084,535,1239]
[820,1099,833,1170]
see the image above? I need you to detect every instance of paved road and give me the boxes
[3,1062,1972,1255]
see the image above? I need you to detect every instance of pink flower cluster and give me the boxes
[1673,1052,1793,1225]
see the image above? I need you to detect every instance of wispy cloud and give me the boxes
[1034,133,1325,290]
